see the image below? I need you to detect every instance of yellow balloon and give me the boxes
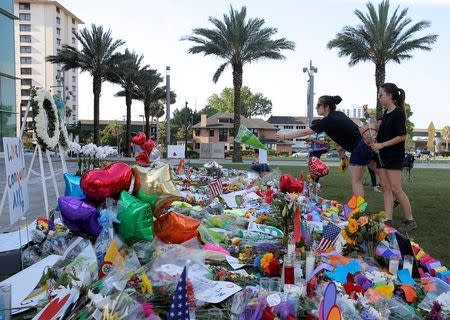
[133,164,181,218]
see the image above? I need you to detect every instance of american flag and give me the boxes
[167,267,190,320]
[316,223,341,252]
[208,178,223,198]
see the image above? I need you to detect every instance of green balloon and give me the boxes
[117,191,153,245]
[136,190,158,209]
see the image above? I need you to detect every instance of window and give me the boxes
[21,68,32,75]
[72,105,76,111]
[57,49,61,54]
[229,128,234,136]
[56,28,61,35]
[19,24,31,31]
[194,143,200,149]
[20,57,32,64]
[20,35,31,42]
[218,118,230,123]
[19,3,30,10]
[72,18,76,24]
[19,13,31,21]
[56,17,61,24]
[21,79,32,86]
[72,115,76,121]
[194,129,200,136]
[219,129,228,142]
[72,75,76,82]
[72,85,76,92]
[21,100,29,106]
[56,7,60,13]
[21,89,31,96]
[72,95,76,101]
[20,46,31,53]
[284,125,294,129]
[209,129,214,137]
[72,27,76,34]
[250,128,258,137]
[56,38,61,45]
[72,37,76,44]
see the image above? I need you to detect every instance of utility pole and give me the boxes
[165,66,171,147]
[303,60,318,127]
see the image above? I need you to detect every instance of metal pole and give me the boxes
[303,60,318,127]
[166,66,171,147]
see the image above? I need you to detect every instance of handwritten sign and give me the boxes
[167,145,185,159]
[3,138,29,225]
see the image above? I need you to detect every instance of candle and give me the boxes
[402,255,414,276]
[305,252,315,279]
[284,254,295,285]
[389,257,400,277]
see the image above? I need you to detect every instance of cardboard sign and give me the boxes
[200,143,224,159]
[3,137,29,225]
[258,148,268,164]
[167,145,185,159]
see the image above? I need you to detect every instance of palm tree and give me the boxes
[133,69,175,139]
[183,6,295,162]
[442,125,450,151]
[327,0,437,119]
[112,49,148,156]
[47,24,124,145]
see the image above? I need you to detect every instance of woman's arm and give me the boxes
[275,128,315,140]
[371,135,406,151]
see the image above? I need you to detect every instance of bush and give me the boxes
[186,150,199,159]
[438,151,450,157]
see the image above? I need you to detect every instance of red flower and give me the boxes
[132,132,147,146]
[266,257,281,276]
[343,275,363,299]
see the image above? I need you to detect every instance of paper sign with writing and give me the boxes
[3,137,29,225]
[191,275,242,304]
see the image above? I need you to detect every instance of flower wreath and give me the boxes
[31,88,69,150]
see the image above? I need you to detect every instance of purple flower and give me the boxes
[426,301,443,320]
[360,309,378,320]
[355,273,372,291]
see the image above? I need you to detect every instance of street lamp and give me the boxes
[166,66,171,147]
[303,60,318,127]
[138,114,145,133]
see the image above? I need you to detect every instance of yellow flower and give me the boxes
[341,229,356,245]
[377,230,387,242]
[260,253,274,270]
[348,218,359,234]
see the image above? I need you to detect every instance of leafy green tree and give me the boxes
[112,49,147,155]
[327,0,437,119]
[200,105,219,117]
[441,125,450,151]
[184,6,295,162]
[100,121,123,146]
[47,24,125,145]
[207,87,272,118]
[172,102,201,154]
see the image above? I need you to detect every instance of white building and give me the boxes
[14,0,83,131]
[266,116,309,152]
[338,105,364,119]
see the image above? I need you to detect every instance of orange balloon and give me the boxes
[155,211,200,244]
[326,305,341,320]
[347,195,357,209]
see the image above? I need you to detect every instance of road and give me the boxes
[0,154,448,231]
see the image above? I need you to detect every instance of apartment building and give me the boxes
[14,0,83,130]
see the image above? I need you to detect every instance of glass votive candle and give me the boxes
[389,256,400,277]
[0,283,11,320]
[269,277,283,292]
[402,255,414,276]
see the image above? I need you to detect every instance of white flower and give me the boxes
[32,88,60,148]
[436,292,450,313]
[68,142,81,153]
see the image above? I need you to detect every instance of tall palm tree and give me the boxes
[112,49,148,156]
[183,6,295,162]
[327,0,437,119]
[133,69,175,139]
[47,24,124,145]
[442,125,450,151]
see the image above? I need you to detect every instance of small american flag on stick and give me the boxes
[208,178,223,198]
[316,223,341,252]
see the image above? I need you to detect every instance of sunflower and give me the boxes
[341,229,356,245]
[348,218,359,234]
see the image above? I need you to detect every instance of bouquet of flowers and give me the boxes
[68,142,117,176]
[341,209,386,258]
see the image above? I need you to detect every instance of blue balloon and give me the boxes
[64,173,85,198]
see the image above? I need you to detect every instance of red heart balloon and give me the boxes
[136,151,150,165]
[80,162,133,203]
[279,174,304,193]
[143,139,154,153]
[132,132,147,146]
[308,156,329,178]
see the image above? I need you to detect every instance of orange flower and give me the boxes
[358,216,369,226]
[348,218,359,234]
[260,253,274,270]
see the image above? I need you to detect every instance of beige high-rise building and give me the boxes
[14,0,83,131]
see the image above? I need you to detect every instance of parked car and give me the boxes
[291,150,309,158]
[326,150,339,158]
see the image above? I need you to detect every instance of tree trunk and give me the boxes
[232,63,243,163]
[144,101,151,138]
[375,63,386,120]
[184,128,188,156]
[93,75,102,146]
[125,92,132,156]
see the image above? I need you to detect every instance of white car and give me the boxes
[291,151,309,158]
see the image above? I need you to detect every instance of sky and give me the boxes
[58,0,450,129]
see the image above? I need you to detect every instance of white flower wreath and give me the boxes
[32,88,61,149]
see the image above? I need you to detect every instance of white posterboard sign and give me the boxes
[167,144,185,159]
[200,143,224,159]
[258,148,268,164]
[3,137,29,225]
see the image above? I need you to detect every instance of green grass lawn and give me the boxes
[223,163,450,266]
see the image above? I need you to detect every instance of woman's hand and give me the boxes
[370,142,384,151]
[338,147,345,158]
